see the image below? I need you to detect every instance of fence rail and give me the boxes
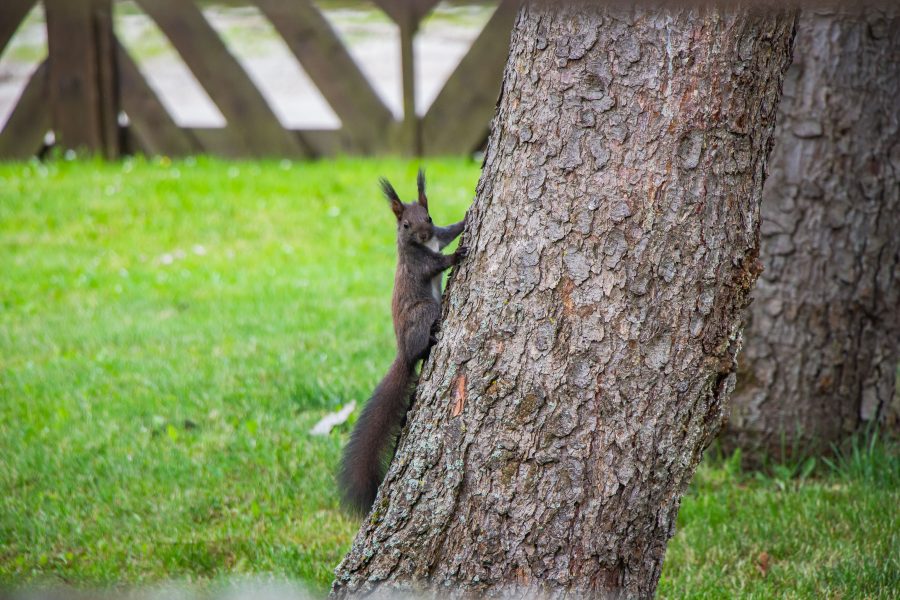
[0,0,518,159]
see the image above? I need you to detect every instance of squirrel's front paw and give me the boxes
[454,245,469,262]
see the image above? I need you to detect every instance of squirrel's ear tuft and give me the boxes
[379,177,399,202]
[380,177,404,220]
[417,168,427,209]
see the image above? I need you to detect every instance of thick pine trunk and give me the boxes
[333,4,795,598]
[723,9,900,461]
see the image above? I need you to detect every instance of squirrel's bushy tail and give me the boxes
[338,357,414,514]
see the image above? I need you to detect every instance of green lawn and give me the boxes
[1,157,897,597]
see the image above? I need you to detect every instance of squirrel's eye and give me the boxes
[403,222,409,229]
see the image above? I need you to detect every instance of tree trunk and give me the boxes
[333,4,795,598]
[722,9,900,462]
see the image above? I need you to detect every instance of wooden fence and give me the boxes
[0,0,519,159]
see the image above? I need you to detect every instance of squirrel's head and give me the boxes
[380,169,435,247]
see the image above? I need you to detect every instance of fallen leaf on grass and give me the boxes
[757,551,770,577]
[310,402,356,436]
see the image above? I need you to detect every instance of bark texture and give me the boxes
[723,9,900,461]
[333,4,795,598]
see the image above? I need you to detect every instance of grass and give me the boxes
[658,443,899,599]
[1,157,897,597]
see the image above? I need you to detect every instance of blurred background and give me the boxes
[0,0,517,160]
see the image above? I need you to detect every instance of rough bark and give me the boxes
[333,4,795,598]
[723,9,900,462]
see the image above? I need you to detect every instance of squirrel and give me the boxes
[338,169,467,514]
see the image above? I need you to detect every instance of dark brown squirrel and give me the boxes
[338,169,467,514]
[338,169,468,513]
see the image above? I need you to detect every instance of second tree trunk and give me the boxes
[723,9,900,461]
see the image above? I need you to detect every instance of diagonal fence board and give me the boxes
[117,42,197,157]
[135,0,308,157]
[0,60,50,159]
[255,0,392,152]
[0,0,37,57]
[422,0,519,155]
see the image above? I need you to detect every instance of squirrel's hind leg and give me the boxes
[428,319,441,347]
[400,303,441,365]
